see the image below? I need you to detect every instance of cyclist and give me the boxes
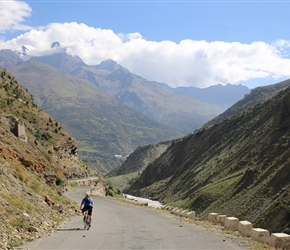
[80,192,94,227]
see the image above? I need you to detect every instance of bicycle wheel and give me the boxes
[83,214,88,230]
[85,215,90,230]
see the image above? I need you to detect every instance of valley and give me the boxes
[2,48,290,247]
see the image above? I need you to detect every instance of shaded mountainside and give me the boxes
[125,81,290,233]
[8,59,181,174]
[107,141,173,190]
[32,53,224,134]
[0,68,106,248]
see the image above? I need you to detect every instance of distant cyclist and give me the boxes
[80,192,94,227]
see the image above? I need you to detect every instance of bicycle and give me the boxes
[83,210,91,230]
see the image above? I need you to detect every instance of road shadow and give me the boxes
[56,228,82,231]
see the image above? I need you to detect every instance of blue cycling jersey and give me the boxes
[81,197,93,207]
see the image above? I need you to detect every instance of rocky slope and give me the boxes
[0,68,106,249]
[107,141,174,190]
[125,80,290,234]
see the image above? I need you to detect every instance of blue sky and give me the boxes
[14,0,290,43]
[25,1,290,43]
[1,1,290,89]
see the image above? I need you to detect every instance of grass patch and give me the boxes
[15,165,28,184]
[107,172,139,191]
[6,239,23,248]
[28,180,41,193]
[10,217,28,228]
[2,194,33,214]
[69,181,78,187]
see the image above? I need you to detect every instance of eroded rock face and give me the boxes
[0,68,106,249]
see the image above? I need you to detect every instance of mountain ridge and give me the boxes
[1,49,251,174]
[30,52,226,134]
[174,83,250,109]
[123,78,290,233]
[8,58,181,174]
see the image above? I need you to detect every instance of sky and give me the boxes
[1,1,290,89]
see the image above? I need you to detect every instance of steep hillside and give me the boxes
[8,59,181,174]
[125,84,290,233]
[107,141,173,190]
[32,53,224,134]
[0,68,105,248]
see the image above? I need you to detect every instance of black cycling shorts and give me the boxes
[82,205,93,216]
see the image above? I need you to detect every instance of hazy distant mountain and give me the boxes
[0,49,24,69]
[8,59,181,174]
[204,78,290,128]
[32,52,86,71]
[174,84,250,109]
[31,52,225,134]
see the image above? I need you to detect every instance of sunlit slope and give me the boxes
[9,59,181,173]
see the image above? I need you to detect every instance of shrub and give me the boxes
[56,176,64,186]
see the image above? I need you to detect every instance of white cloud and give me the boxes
[1,22,290,88]
[0,0,31,33]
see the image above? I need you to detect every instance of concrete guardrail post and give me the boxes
[251,228,270,244]
[180,210,189,217]
[175,209,182,216]
[187,211,195,220]
[217,215,227,225]
[270,233,290,248]
[171,207,179,213]
[238,221,253,237]
[224,217,239,231]
[208,213,218,223]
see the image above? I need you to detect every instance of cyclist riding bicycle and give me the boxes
[80,192,94,227]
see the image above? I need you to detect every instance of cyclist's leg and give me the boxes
[88,207,93,225]
[81,206,86,215]
[82,207,88,222]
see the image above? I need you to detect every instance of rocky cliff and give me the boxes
[0,68,105,249]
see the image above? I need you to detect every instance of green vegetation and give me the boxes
[125,81,290,233]
[106,180,122,197]
[69,181,78,187]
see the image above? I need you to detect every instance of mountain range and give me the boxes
[26,52,231,133]
[121,78,290,233]
[0,48,249,173]
[2,43,290,242]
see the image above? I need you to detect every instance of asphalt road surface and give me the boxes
[19,189,249,250]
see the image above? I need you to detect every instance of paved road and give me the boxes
[19,189,249,249]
